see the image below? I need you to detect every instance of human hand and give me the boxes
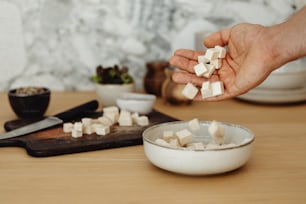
[169,23,277,101]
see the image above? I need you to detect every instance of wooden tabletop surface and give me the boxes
[0,91,306,204]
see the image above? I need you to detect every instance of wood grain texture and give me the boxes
[1,91,306,204]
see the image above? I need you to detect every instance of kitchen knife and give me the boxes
[0,100,99,140]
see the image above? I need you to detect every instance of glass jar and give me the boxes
[161,67,192,105]
[143,60,168,96]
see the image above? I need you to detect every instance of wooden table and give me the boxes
[0,91,306,203]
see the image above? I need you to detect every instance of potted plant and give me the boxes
[91,65,135,106]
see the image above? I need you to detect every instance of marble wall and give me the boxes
[0,0,305,91]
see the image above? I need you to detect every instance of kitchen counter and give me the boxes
[0,91,306,203]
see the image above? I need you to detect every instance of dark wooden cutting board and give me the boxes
[0,110,177,157]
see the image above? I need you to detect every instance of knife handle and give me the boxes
[54,100,99,122]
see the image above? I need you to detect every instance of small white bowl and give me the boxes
[95,83,135,106]
[143,121,254,176]
[116,92,156,114]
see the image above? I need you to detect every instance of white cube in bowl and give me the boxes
[143,121,254,176]
[116,92,156,114]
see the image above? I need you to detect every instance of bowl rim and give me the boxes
[143,120,255,152]
[8,87,50,97]
[118,92,156,101]
[95,82,135,87]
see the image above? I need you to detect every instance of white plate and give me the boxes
[237,86,306,104]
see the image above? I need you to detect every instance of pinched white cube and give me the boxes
[188,118,201,131]
[163,130,174,141]
[96,125,110,136]
[211,58,222,69]
[204,48,219,61]
[72,129,83,138]
[203,64,215,78]
[214,45,226,58]
[211,81,224,96]
[175,129,193,146]
[208,120,225,145]
[155,138,170,147]
[63,122,73,133]
[182,83,199,99]
[197,55,210,64]
[136,116,149,126]
[201,81,213,98]
[194,62,208,77]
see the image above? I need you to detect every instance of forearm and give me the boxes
[266,6,306,70]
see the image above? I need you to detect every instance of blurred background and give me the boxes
[1,0,305,91]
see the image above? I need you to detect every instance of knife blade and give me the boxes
[0,100,99,140]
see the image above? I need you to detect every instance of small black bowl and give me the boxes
[8,87,51,119]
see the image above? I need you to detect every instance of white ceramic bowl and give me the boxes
[143,121,254,176]
[257,60,306,89]
[95,83,135,106]
[116,92,156,114]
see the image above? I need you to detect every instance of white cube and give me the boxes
[118,113,133,126]
[72,129,83,138]
[211,58,222,69]
[163,130,174,141]
[211,81,224,96]
[203,64,215,78]
[204,48,219,61]
[208,120,225,145]
[83,125,94,135]
[169,138,180,147]
[187,142,205,150]
[194,62,208,77]
[188,118,201,131]
[136,116,149,126]
[155,138,170,147]
[182,83,199,100]
[73,122,83,131]
[201,81,213,98]
[214,45,226,58]
[63,122,73,133]
[96,125,110,136]
[103,106,119,115]
[81,118,92,126]
[175,129,193,146]
[198,55,209,64]
[97,116,113,127]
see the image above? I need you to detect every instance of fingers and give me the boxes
[174,49,204,61]
[169,49,205,73]
[172,71,221,86]
[204,28,231,48]
[172,71,204,87]
[169,55,197,73]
